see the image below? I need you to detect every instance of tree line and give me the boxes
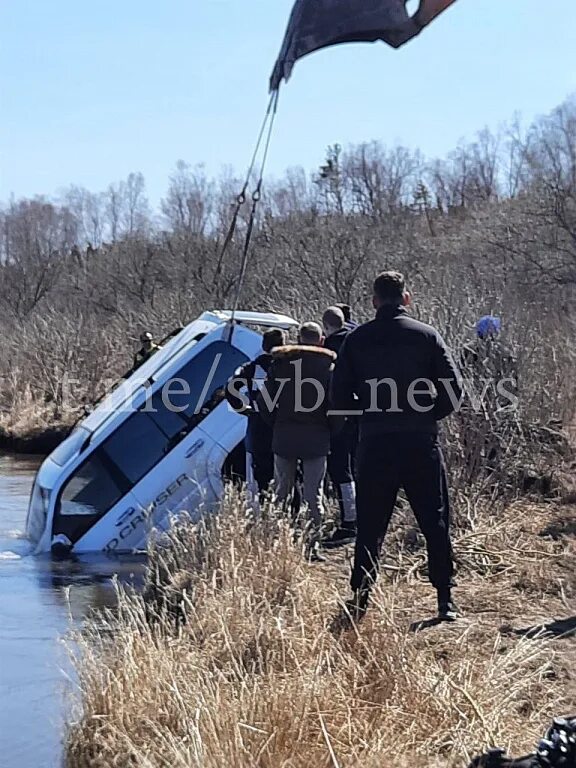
[1,95,575,493]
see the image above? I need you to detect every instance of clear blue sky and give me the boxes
[1,0,575,205]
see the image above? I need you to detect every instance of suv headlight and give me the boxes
[26,483,50,545]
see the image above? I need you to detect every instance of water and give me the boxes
[0,455,146,768]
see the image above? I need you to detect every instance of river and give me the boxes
[0,454,146,768]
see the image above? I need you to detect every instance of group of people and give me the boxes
[227,271,464,622]
[133,272,509,622]
[226,306,359,544]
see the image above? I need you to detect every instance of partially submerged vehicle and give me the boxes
[26,310,298,555]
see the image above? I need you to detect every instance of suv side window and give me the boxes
[56,341,249,540]
[103,341,249,484]
[162,340,249,422]
[101,410,174,486]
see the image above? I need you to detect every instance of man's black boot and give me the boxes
[437,587,459,622]
[323,521,357,549]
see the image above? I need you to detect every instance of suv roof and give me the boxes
[74,310,299,443]
[204,310,299,330]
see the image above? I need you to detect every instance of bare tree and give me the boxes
[103,173,150,241]
[124,172,150,236]
[0,198,76,317]
[62,185,105,247]
[162,161,214,235]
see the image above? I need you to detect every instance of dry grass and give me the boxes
[65,490,575,768]
[0,384,76,436]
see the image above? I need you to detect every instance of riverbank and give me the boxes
[0,401,73,455]
[66,491,575,768]
[0,424,70,455]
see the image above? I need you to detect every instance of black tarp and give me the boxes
[270,0,457,91]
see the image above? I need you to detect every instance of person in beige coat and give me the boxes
[260,322,337,541]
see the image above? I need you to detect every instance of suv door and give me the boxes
[127,341,249,542]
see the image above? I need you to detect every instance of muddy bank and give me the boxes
[0,425,70,456]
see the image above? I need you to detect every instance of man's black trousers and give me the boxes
[251,448,274,493]
[351,433,454,591]
[327,422,355,485]
[246,415,274,494]
[327,420,357,518]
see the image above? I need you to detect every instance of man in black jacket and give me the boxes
[323,306,348,354]
[331,271,462,620]
[226,328,286,508]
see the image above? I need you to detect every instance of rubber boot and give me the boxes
[340,481,357,525]
[324,483,357,548]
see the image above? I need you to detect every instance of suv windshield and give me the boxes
[50,426,91,467]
